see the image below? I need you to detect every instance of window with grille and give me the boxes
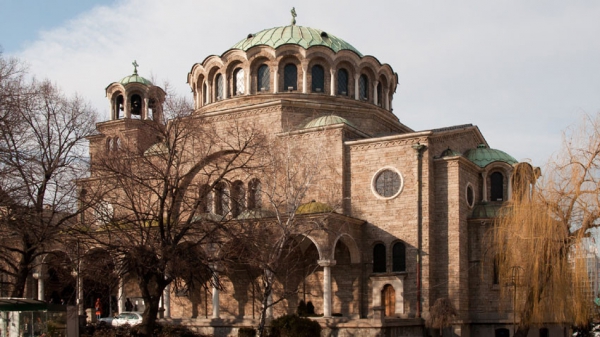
[311,65,324,92]
[392,242,406,272]
[257,65,270,92]
[374,169,401,198]
[373,244,386,273]
[284,64,297,91]
[216,74,224,100]
[359,74,368,100]
[234,68,245,95]
[337,69,348,95]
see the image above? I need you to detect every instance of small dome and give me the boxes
[438,147,462,158]
[144,142,168,156]
[296,200,333,214]
[120,73,153,86]
[303,115,355,129]
[236,209,275,220]
[469,202,503,219]
[464,144,517,168]
[230,25,362,56]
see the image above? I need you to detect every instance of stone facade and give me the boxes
[27,22,554,337]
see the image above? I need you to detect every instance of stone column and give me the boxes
[482,172,488,202]
[302,64,308,93]
[354,75,360,100]
[318,260,336,318]
[212,269,220,319]
[373,81,379,106]
[330,68,335,96]
[246,67,251,95]
[124,96,130,119]
[273,66,279,93]
[223,75,228,99]
[384,89,389,110]
[33,272,44,301]
[117,278,125,313]
[143,97,149,120]
[164,284,171,318]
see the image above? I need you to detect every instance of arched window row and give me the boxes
[105,137,122,153]
[193,59,394,110]
[107,90,164,121]
[198,179,261,218]
[372,241,406,273]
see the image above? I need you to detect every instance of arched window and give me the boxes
[214,182,229,216]
[373,243,386,273]
[257,65,270,92]
[359,74,368,100]
[490,172,504,201]
[231,180,246,217]
[337,69,348,95]
[382,284,395,317]
[198,184,211,214]
[248,179,261,210]
[115,95,124,119]
[233,68,245,95]
[311,65,324,92]
[493,255,500,285]
[392,242,406,272]
[114,137,121,152]
[283,63,297,91]
[130,94,142,118]
[376,82,382,106]
[216,74,224,100]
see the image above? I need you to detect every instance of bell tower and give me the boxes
[87,61,166,170]
[105,60,165,121]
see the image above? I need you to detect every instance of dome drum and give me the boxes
[188,27,397,113]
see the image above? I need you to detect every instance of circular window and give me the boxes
[372,167,403,199]
[466,183,475,208]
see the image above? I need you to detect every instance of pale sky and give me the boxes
[1,0,600,167]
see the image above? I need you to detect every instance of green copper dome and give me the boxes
[303,115,356,129]
[464,144,517,168]
[120,73,153,86]
[231,25,362,57]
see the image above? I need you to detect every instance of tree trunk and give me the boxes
[11,249,33,298]
[137,274,167,337]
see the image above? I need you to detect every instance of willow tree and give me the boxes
[492,113,600,337]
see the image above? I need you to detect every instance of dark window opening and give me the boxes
[248,179,261,210]
[257,65,270,92]
[377,82,382,106]
[311,65,324,92]
[495,328,510,337]
[392,242,406,272]
[373,243,386,273]
[284,64,297,91]
[337,69,348,95]
[231,181,246,217]
[130,94,142,117]
[490,172,504,201]
[359,74,368,100]
[466,185,474,207]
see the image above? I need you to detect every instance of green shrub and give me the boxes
[238,327,256,337]
[269,314,321,337]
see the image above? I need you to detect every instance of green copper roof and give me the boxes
[120,73,153,86]
[464,144,518,168]
[296,200,333,214]
[303,115,356,129]
[231,25,363,56]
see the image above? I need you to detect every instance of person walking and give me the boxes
[125,298,133,312]
[95,298,102,320]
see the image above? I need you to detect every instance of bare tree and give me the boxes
[79,91,265,337]
[0,52,97,297]
[427,297,457,337]
[227,135,338,337]
[492,113,600,337]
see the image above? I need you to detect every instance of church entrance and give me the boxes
[382,284,395,317]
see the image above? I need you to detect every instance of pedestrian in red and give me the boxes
[95,298,102,320]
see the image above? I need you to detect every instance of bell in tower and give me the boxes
[105,60,165,121]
